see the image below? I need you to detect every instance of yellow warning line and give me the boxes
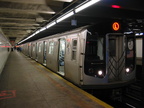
[36,63,113,108]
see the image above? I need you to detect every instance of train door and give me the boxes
[43,41,47,66]
[32,43,35,59]
[107,33,125,82]
[36,42,38,61]
[28,43,30,56]
[58,38,66,76]
[29,43,32,57]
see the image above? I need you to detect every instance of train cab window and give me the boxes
[72,39,77,60]
[85,37,104,60]
[48,42,54,54]
[84,35,105,77]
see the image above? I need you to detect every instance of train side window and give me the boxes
[48,41,54,54]
[72,39,77,60]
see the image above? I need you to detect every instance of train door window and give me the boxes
[28,44,30,56]
[109,39,116,57]
[36,43,38,61]
[72,39,77,60]
[107,34,125,81]
[85,37,103,60]
[48,41,54,54]
[43,41,47,65]
[58,38,66,76]
[39,43,41,52]
[33,44,35,52]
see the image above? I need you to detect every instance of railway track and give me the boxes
[85,79,143,108]
[122,79,143,108]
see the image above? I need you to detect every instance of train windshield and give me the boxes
[84,34,105,77]
[85,37,104,61]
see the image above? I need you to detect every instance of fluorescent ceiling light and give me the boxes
[35,30,40,34]
[57,11,74,23]
[54,0,73,2]
[18,33,35,44]
[135,33,144,36]
[28,34,35,38]
[46,21,56,29]
[39,27,46,32]
[75,0,100,13]
[18,0,101,45]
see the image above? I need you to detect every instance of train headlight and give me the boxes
[98,70,103,76]
[126,68,130,73]
[97,70,105,78]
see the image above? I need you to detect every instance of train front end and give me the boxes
[82,23,136,89]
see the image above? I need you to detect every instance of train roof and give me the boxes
[31,25,89,42]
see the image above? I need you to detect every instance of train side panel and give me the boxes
[64,33,81,85]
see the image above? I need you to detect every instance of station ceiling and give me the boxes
[0,0,144,44]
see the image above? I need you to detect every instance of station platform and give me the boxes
[0,51,113,108]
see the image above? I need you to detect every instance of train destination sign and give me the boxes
[112,22,120,31]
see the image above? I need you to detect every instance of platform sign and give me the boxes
[112,22,120,31]
[0,90,16,100]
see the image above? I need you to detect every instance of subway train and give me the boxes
[0,29,11,75]
[21,21,136,89]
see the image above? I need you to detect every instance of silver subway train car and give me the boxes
[21,22,136,89]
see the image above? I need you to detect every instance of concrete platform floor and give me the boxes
[0,51,112,108]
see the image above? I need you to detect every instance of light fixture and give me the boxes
[75,0,100,13]
[111,5,121,9]
[28,34,35,38]
[35,30,40,34]
[135,33,144,36]
[18,0,101,44]
[57,11,74,23]
[126,68,130,73]
[18,34,35,44]
[98,70,103,76]
[54,0,73,2]
[46,21,56,29]
[39,27,46,32]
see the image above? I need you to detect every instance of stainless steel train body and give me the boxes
[21,24,136,89]
[0,29,11,75]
